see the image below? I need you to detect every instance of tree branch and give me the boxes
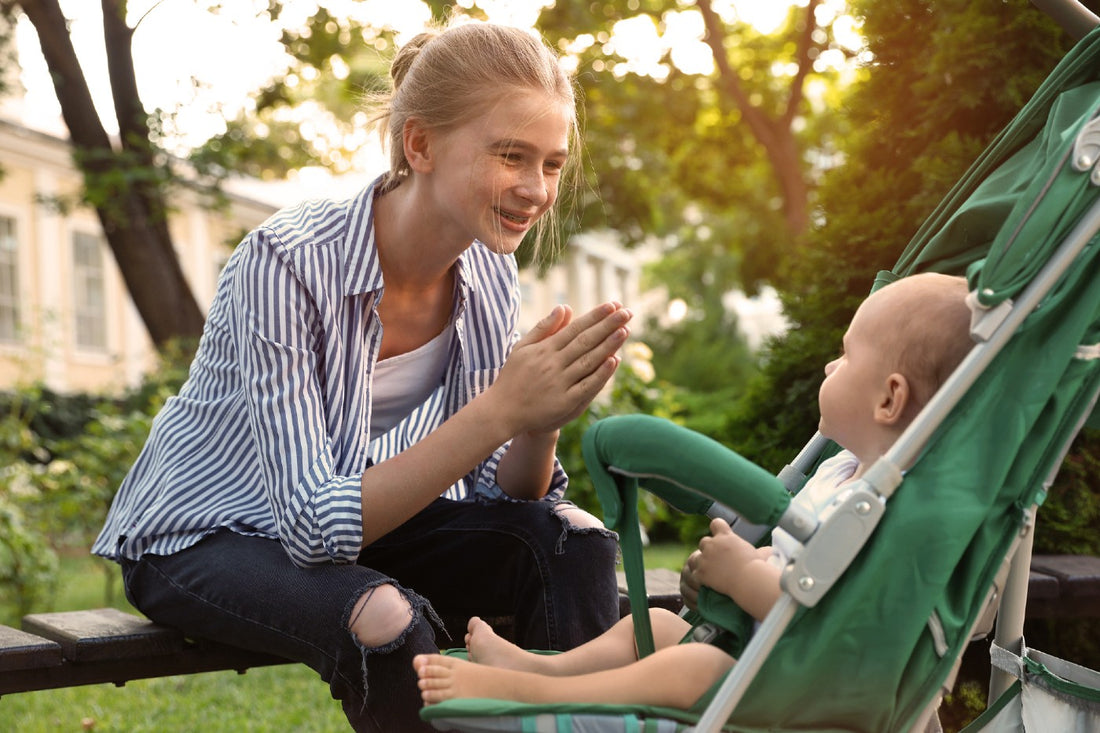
[6,0,112,152]
[696,0,779,151]
[782,0,822,128]
[101,0,147,155]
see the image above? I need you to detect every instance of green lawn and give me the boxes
[5,667,348,732]
[3,544,692,732]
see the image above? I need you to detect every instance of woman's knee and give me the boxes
[348,583,415,648]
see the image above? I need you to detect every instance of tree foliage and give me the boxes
[191,4,395,181]
[0,347,189,622]
[534,0,860,293]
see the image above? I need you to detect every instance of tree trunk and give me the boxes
[8,0,206,348]
[697,0,813,236]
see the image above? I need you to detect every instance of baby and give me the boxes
[414,272,974,711]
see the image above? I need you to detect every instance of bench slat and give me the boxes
[0,625,63,672]
[1026,554,1100,619]
[22,608,185,663]
[1,609,291,695]
[1031,554,1100,598]
[617,568,683,617]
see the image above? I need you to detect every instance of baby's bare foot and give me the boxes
[415,653,527,704]
[465,616,548,673]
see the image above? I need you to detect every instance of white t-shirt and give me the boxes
[370,326,454,440]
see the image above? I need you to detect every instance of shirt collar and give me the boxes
[343,175,475,299]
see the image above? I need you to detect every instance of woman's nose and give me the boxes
[517,168,550,205]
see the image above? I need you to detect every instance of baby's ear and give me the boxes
[875,373,910,426]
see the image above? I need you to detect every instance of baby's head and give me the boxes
[818,273,973,463]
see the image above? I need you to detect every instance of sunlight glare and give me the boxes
[667,299,688,324]
[726,0,802,34]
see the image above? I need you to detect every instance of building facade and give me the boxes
[0,119,277,394]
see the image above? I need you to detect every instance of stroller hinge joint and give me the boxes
[781,485,886,607]
[967,291,1014,342]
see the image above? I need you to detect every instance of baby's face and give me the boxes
[817,294,895,457]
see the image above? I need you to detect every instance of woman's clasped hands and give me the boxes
[491,302,632,437]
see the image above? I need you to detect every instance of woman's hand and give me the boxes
[490,302,632,436]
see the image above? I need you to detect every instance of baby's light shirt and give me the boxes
[770,449,861,567]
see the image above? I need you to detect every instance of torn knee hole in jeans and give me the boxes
[552,501,618,553]
[344,579,442,654]
[342,580,444,712]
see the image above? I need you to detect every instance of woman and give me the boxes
[93,20,630,732]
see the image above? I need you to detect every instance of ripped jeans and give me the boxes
[119,498,620,732]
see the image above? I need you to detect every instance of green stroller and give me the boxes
[421,16,1100,733]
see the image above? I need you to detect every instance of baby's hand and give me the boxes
[693,517,759,599]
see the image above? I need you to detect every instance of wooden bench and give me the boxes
[0,569,680,697]
[1,557,1096,697]
[0,608,289,695]
[1021,553,1100,619]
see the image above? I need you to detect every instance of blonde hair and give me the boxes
[878,273,974,410]
[370,21,580,257]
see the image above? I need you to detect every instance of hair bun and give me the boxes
[391,31,439,89]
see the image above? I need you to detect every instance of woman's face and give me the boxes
[424,89,572,255]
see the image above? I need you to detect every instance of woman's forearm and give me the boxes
[494,429,560,500]
[359,390,517,546]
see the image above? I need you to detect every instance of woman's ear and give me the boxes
[403,118,434,173]
[875,373,910,426]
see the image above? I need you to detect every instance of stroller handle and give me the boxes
[582,414,791,534]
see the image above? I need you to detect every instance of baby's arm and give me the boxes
[693,518,781,621]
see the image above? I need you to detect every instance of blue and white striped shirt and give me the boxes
[92,179,568,568]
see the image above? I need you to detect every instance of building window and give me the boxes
[72,230,108,352]
[0,216,18,343]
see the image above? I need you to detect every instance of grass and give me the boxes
[636,541,692,571]
[3,543,693,732]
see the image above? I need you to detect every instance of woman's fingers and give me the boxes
[494,302,632,434]
[511,303,631,386]
[549,305,632,380]
[515,304,573,349]
[551,353,622,425]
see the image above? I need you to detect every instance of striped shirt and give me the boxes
[92,179,568,568]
